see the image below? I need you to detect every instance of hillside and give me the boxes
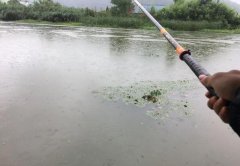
[24,0,173,9]
[221,0,240,13]
[1,0,239,13]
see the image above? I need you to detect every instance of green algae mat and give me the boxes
[95,80,199,120]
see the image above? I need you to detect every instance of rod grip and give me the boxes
[182,54,217,96]
[181,54,209,77]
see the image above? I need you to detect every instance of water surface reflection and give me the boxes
[0,22,240,166]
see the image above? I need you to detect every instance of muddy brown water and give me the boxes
[0,22,240,166]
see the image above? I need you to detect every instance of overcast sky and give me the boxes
[52,0,240,7]
[230,0,240,4]
[29,0,174,9]
[26,0,240,8]
[60,0,172,8]
[55,0,111,8]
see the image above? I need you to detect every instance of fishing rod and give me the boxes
[133,0,240,136]
[133,0,210,87]
[133,0,240,135]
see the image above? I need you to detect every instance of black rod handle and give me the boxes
[181,54,217,96]
[182,54,209,77]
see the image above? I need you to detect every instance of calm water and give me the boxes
[0,22,240,166]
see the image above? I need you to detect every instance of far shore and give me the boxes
[2,19,240,34]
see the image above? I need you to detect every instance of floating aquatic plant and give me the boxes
[94,80,199,120]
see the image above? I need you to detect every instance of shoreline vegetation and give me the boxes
[14,19,240,34]
[1,0,240,32]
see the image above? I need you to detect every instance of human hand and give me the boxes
[199,70,240,123]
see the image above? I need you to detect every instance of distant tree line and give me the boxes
[155,0,240,28]
[0,0,97,22]
[0,0,135,22]
[0,0,240,30]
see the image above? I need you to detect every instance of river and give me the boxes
[0,22,240,166]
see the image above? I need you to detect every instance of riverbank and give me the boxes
[14,19,240,34]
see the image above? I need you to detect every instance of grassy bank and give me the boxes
[159,20,225,31]
[16,17,148,29]
[201,28,240,34]
[17,19,83,27]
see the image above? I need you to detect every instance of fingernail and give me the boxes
[199,75,206,80]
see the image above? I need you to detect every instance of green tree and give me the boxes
[7,0,21,5]
[200,0,212,5]
[32,0,62,12]
[150,6,157,17]
[85,7,95,17]
[111,0,134,16]
[173,0,184,4]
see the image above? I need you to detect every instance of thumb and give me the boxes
[199,75,210,87]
